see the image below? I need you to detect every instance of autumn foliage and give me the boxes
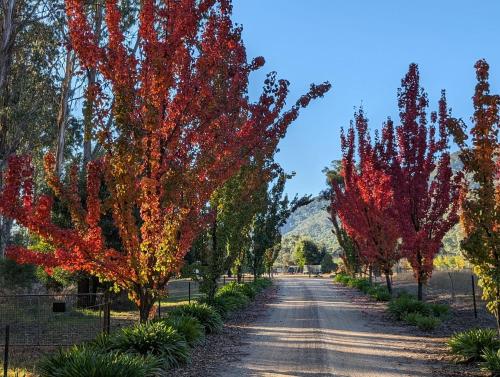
[331,111,400,292]
[0,0,330,321]
[448,60,500,330]
[331,64,460,299]
[388,65,461,300]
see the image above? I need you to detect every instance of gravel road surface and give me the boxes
[219,276,435,377]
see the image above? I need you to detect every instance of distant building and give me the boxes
[304,265,322,275]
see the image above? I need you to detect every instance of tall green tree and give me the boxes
[250,170,294,278]
[448,60,500,331]
[324,161,361,276]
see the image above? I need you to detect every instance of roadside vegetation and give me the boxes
[35,278,272,377]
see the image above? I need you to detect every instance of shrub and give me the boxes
[251,278,272,292]
[161,315,205,346]
[334,273,353,286]
[0,258,36,288]
[107,321,189,368]
[197,296,228,318]
[217,282,256,300]
[366,285,391,301]
[388,296,431,320]
[216,290,249,309]
[481,348,500,375]
[169,303,223,334]
[403,312,441,331]
[448,328,500,362]
[38,346,161,377]
[334,274,346,283]
[429,303,450,318]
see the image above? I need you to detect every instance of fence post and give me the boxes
[472,274,478,319]
[223,276,226,285]
[3,325,9,377]
[158,297,161,319]
[103,293,111,335]
[188,281,191,304]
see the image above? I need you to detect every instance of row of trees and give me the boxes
[0,0,330,321]
[327,61,500,331]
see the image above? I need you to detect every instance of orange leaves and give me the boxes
[2,0,329,319]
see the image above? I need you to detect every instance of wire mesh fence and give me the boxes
[0,275,254,374]
[391,268,484,310]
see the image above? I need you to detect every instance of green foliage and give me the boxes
[251,278,272,291]
[250,171,293,277]
[388,296,432,320]
[169,303,223,334]
[37,346,162,377]
[35,267,75,291]
[0,258,36,288]
[320,252,336,274]
[160,315,205,346]
[433,254,467,270]
[367,286,391,301]
[403,312,441,330]
[217,281,257,300]
[213,290,250,316]
[292,238,325,267]
[481,348,500,375]
[280,197,339,256]
[448,328,500,363]
[334,273,391,301]
[429,303,450,318]
[106,321,189,369]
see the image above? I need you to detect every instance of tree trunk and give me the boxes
[138,291,155,323]
[417,275,423,301]
[368,265,373,285]
[236,265,242,283]
[0,0,17,100]
[0,216,11,258]
[385,271,393,295]
[55,50,75,175]
[77,277,90,308]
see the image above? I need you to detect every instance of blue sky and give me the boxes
[232,0,500,198]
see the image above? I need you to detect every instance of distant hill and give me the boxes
[280,197,339,254]
[279,151,464,262]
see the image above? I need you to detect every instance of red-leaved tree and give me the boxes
[385,64,460,300]
[332,110,400,293]
[0,0,330,321]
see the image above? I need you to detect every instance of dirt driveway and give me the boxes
[219,276,440,377]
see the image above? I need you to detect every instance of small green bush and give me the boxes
[388,296,431,320]
[213,291,250,317]
[368,286,391,301]
[38,346,161,377]
[161,315,205,346]
[108,321,189,368]
[403,312,441,331]
[169,303,223,334]
[429,303,450,318]
[448,328,500,363]
[334,273,346,283]
[481,347,500,375]
[217,282,256,300]
[251,278,272,291]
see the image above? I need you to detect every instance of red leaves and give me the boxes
[1,0,330,312]
[331,65,460,288]
[332,110,400,275]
